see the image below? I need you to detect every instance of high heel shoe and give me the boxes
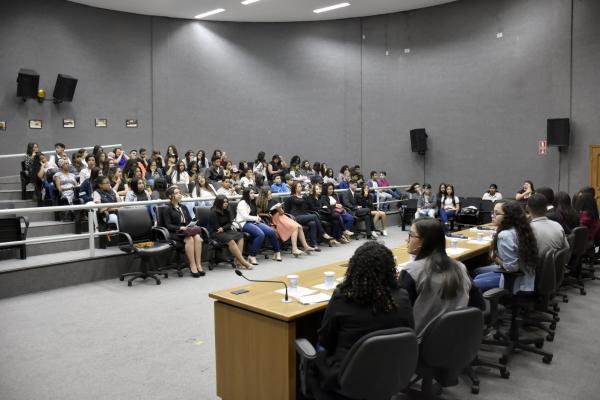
[304,247,316,254]
[344,230,354,237]
[248,256,259,266]
[330,239,340,246]
[292,250,304,257]
[191,270,205,278]
[322,233,333,240]
[273,253,283,262]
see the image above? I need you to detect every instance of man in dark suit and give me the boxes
[341,180,376,239]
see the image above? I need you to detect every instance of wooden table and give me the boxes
[209,226,494,400]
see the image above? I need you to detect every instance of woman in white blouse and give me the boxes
[171,160,189,185]
[439,184,460,228]
[235,188,282,264]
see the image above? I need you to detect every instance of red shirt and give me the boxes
[580,211,600,241]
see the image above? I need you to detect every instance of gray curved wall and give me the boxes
[1,0,598,195]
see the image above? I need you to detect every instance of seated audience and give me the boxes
[357,184,387,236]
[367,171,393,211]
[573,191,600,241]
[482,183,502,202]
[92,176,121,229]
[473,200,538,293]
[208,158,225,183]
[341,180,375,239]
[337,165,351,189]
[190,175,217,207]
[306,184,345,244]
[23,142,39,177]
[187,161,199,184]
[314,241,414,391]
[553,191,580,234]
[286,181,334,250]
[240,168,255,189]
[439,184,460,227]
[162,186,205,277]
[528,193,569,256]
[79,154,96,182]
[235,188,282,264]
[435,183,447,210]
[208,195,253,270]
[108,167,128,197]
[270,175,290,194]
[515,180,535,202]
[322,168,337,186]
[114,147,128,170]
[165,145,179,162]
[53,159,78,205]
[151,150,165,170]
[300,160,314,177]
[79,167,101,203]
[196,150,210,169]
[535,187,556,219]
[145,160,164,188]
[267,154,286,182]
[415,184,436,219]
[48,142,71,173]
[216,179,238,198]
[377,171,402,200]
[125,177,155,221]
[324,183,354,239]
[406,182,422,199]
[400,218,484,339]
[171,160,190,185]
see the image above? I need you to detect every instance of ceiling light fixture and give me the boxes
[194,8,226,19]
[313,2,350,14]
[241,0,261,5]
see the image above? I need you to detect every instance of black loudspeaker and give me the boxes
[17,69,39,99]
[547,118,570,147]
[410,128,428,155]
[53,74,78,103]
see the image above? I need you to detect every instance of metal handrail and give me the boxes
[0,184,409,257]
[0,143,123,159]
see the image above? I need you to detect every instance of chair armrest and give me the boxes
[231,221,243,231]
[483,287,508,300]
[295,338,317,360]
[151,226,170,241]
[20,216,30,237]
[115,232,135,253]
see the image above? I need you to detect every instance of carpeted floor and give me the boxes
[0,226,598,400]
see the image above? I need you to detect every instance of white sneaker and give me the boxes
[381,230,388,237]
[371,231,379,238]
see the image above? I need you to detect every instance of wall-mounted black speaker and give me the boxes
[547,118,570,147]
[410,128,428,155]
[53,74,78,103]
[17,69,39,99]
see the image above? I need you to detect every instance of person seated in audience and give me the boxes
[165,145,178,162]
[314,241,414,391]
[482,183,502,202]
[222,160,234,180]
[93,176,121,229]
[150,177,168,200]
[190,175,217,207]
[164,155,178,181]
[535,186,557,219]
[341,180,375,239]
[124,177,155,221]
[240,168,255,189]
[322,168,337,186]
[208,195,253,269]
[151,150,165,170]
[399,218,483,339]
[254,151,267,168]
[47,142,71,173]
[256,188,314,256]
[235,188,282,264]
[270,174,290,193]
[406,182,422,199]
[357,184,387,236]
[377,171,402,200]
[230,169,242,193]
[515,180,535,203]
[23,142,39,177]
[267,154,286,182]
[196,150,210,169]
[415,184,436,219]
[553,192,580,234]
[439,184,460,228]
[79,154,96,183]
[163,185,204,277]
[79,167,101,203]
[113,147,128,170]
[97,151,109,176]
[183,150,195,168]
[578,186,596,198]
[472,200,538,293]
[31,152,50,201]
[287,181,334,250]
[366,171,392,211]
[145,160,164,189]
[435,183,446,210]
[187,161,199,184]
[528,193,569,255]
[350,170,364,187]
[208,158,225,183]
[53,159,78,206]
[323,182,354,240]
[126,166,144,185]
[212,149,227,163]
[289,160,310,185]
[108,166,128,197]
[337,165,350,185]
[300,160,314,177]
[573,191,600,241]
[171,160,190,185]
[124,149,146,178]
[306,184,345,244]
[285,174,296,191]
[253,160,267,183]
[216,179,237,198]
[138,148,149,170]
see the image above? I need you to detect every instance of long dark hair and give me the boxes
[413,218,465,300]
[443,184,457,207]
[338,241,399,314]
[573,192,599,220]
[211,194,228,215]
[555,192,575,220]
[494,200,538,274]
[241,188,258,215]
[130,178,148,200]
[90,167,102,191]
[26,142,37,156]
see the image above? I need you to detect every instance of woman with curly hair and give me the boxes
[400,217,484,339]
[472,200,539,293]
[314,241,414,391]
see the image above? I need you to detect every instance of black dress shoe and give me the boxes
[192,270,205,278]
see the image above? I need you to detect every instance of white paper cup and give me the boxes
[476,232,484,241]
[450,238,458,249]
[324,271,335,288]
[287,275,299,291]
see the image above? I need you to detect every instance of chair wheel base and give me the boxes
[500,368,510,379]
[535,340,544,349]
[127,281,132,287]
[580,289,587,295]
[499,356,508,365]
[543,355,553,364]
[471,385,479,394]
[546,334,554,342]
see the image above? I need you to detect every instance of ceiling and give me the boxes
[66,0,457,22]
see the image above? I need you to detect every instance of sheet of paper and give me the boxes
[467,239,492,245]
[313,283,336,290]
[275,286,315,299]
[446,247,468,255]
[297,292,332,305]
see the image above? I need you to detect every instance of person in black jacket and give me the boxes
[209,195,253,269]
[553,192,579,234]
[306,183,344,245]
[340,180,374,239]
[163,186,205,277]
[313,241,414,392]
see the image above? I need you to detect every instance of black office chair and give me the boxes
[20,161,32,200]
[0,214,30,259]
[295,327,418,400]
[155,205,191,277]
[478,200,494,224]
[456,197,481,228]
[412,307,483,398]
[195,206,236,270]
[116,207,173,286]
[562,226,589,295]
[399,198,418,231]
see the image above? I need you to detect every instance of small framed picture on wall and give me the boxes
[95,118,107,128]
[29,120,42,129]
[125,119,138,128]
[63,118,75,128]
[0,121,6,131]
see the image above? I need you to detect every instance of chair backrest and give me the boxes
[461,197,481,209]
[117,208,153,242]
[176,183,190,195]
[228,200,240,218]
[0,218,23,241]
[194,206,212,228]
[403,198,418,209]
[420,307,483,374]
[570,226,589,261]
[535,249,557,296]
[155,205,168,227]
[554,246,570,286]
[338,327,418,400]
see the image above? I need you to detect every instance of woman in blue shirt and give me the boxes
[473,200,539,293]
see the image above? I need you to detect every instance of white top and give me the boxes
[216,187,237,197]
[240,176,254,188]
[442,195,460,209]
[482,192,503,202]
[171,171,189,184]
[235,200,260,227]
[328,195,337,206]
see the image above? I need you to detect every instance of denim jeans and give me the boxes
[242,222,281,255]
